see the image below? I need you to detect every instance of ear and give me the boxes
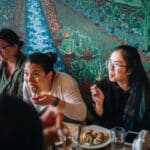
[13,44,19,49]
[47,72,53,81]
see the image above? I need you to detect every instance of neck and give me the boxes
[5,61,17,77]
[7,59,17,65]
[5,55,18,66]
[117,79,130,91]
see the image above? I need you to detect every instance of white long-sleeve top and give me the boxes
[23,72,87,121]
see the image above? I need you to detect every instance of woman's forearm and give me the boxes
[95,102,103,116]
[53,97,86,121]
[63,102,86,121]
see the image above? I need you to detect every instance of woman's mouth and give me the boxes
[32,87,37,93]
[29,84,38,93]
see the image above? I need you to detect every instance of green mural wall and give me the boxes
[0,0,149,86]
[50,0,150,86]
[0,0,25,37]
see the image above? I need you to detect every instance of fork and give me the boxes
[76,125,82,150]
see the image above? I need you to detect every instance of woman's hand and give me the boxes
[32,93,66,109]
[31,94,56,105]
[90,84,104,116]
[90,84,104,104]
[40,107,69,148]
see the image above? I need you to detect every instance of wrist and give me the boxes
[53,97,60,106]
[95,103,103,116]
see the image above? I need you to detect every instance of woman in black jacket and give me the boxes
[90,45,150,131]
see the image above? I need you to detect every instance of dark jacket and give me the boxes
[95,78,150,131]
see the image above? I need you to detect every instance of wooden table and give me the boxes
[55,122,132,150]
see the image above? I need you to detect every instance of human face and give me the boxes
[24,62,52,94]
[106,50,131,84]
[0,39,18,61]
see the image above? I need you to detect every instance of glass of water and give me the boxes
[111,127,126,150]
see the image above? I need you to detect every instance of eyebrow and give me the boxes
[111,60,125,64]
[24,69,43,72]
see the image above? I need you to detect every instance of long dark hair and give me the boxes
[114,45,150,121]
[25,52,57,75]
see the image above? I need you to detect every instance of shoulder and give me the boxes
[54,72,79,90]
[55,71,77,83]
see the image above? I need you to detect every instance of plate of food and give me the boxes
[72,125,111,149]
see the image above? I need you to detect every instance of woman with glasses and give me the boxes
[23,52,86,122]
[90,45,150,131]
[0,28,25,98]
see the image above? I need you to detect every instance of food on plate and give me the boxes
[80,130,93,145]
[80,129,108,145]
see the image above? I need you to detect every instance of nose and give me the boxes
[108,63,115,70]
[26,74,34,83]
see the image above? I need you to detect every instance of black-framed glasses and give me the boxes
[105,60,128,70]
[0,44,11,52]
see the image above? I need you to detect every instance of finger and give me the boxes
[32,95,46,101]
[91,89,97,95]
[62,124,70,136]
[41,108,56,127]
[90,84,97,89]
[54,108,64,129]
[43,126,57,135]
[43,126,58,146]
[56,111,63,129]
[38,95,48,102]
[90,89,97,97]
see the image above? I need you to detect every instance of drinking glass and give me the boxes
[111,127,126,150]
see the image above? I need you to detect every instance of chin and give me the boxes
[109,76,116,82]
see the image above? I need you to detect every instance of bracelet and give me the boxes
[53,97,60,106]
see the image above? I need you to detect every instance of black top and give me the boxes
[95,78,150,131]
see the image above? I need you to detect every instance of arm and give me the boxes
[62,82,87,121]
[57,74,87,121]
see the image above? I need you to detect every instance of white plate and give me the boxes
[55,140,63,146]
[72,125,111,149]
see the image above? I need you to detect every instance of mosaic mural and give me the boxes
[0,0,149,84]
[24,0,66,72]
[51,0,150,85]
[0,0,25,36]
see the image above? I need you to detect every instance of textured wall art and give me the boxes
[0,0,25,36]
[24,0,66,72]
[51,0,150,85]
[0,0,149,84]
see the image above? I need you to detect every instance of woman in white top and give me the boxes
[23,52,86,122]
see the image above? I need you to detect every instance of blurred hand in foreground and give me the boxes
[40,107,69,148]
